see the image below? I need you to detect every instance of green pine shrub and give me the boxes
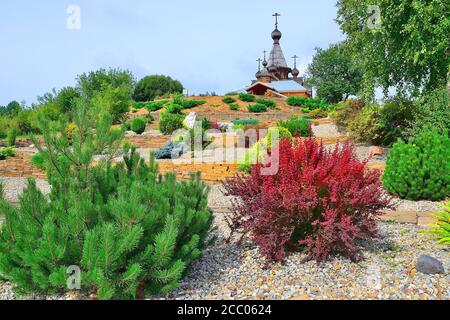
[159,112,185,135]
[30,152,45,169]
[426,202,450,245]
[247,104,267,113]
[382,130,450,201]
[131,118,146,135]
[277,116,311,137]
[0,147,15,160]
[222,97,236,104]
[0,101,213,299]
[229,103,240,111]
[239,93,256,102]
[164,103,184,115]
[255,98,276,109]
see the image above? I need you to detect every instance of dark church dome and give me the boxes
[271,28,282,42]
[291,67,300,77]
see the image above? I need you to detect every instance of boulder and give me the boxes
[416,255,445,275]
[154,141,186,159]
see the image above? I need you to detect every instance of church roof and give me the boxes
[267,44,289,69]
[269,80,307,91]
[246,80,307,92]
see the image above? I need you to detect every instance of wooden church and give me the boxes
[245,13,312,98]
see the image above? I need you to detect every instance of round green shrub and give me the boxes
[229,103,240,111]
[222,97,236,104]
[130,118,146,135]
[159,112,185,135]
[382,130,450,201]
[247,104,267,113]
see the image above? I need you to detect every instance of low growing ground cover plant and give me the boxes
[232,119,260,126]
[0,101,213,299]
[286,97,327,111]
[382,130,449,201]
[239,93,256,102]
[224,138,391,263]
[256,98,276,109]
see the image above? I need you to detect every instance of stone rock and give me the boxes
[125,131,137,137]
[416,255,445,275]
[154,142,186,159]
[184,112,197,129]
[369,146,384,158]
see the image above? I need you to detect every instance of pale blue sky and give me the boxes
[0,0,344,106]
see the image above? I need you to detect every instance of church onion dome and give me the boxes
[291,67,300,77]
[262,59,268,67]
[271,28,282,43]
[255,70,262,78]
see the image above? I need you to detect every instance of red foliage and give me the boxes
[210,121,220,130]
[223,138,392,263]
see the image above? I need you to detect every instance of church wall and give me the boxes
[282,90,311,98]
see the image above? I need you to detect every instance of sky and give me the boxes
[0,0,344,106]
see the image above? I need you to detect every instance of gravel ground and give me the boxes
[0,172,447,300]
[0,177,50,204]
[161,219,449,300]
[312,123,343,138]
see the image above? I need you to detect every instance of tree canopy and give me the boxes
[306,42,363,103]
[336,0,450,99]
[133,75,183,102]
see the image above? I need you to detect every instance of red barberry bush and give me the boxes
[223,138,391,263]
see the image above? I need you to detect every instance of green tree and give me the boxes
[336,0,450,99]
[0,100,22,117]
[133,75,183,102]
[55,87,81,114]
[306,42,363,103]
[76,68,135,98]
